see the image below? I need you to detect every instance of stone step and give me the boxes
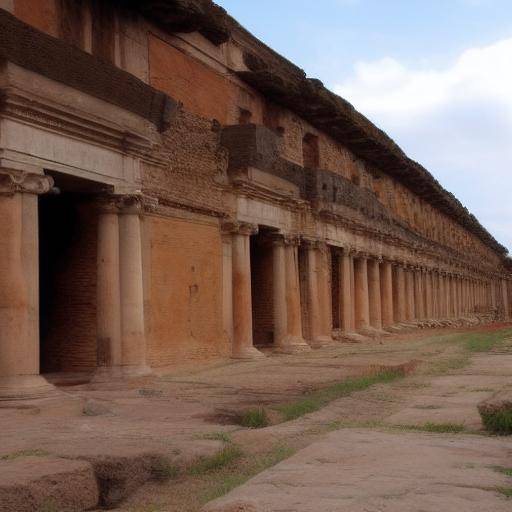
[0,456,98,512]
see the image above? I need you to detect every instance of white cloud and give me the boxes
[333,37,512,251]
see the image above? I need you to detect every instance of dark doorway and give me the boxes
[39,172,106,375]
[250,229,275,347]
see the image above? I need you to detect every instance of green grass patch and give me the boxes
[239,408,270,429]
[462,329,512,353]
[479,409,512,435]
[198,432,232,443]
[0,449,50,461]
[38,500,59,512]
[497,486,512,498]
[492,466,512,477]
[275,370,405,421]
[151,458,180,482]
[189,445,243,475]
[399,422,465,434]
[201,443,295,503]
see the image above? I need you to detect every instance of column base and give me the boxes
[274,335,312,354]
[90,366,124,383]
[121,365,153,378]
[358,326,387,338]
[0,375,57,401]
[338,331,369,343]
[309,335,334,349]
[232,346,266,360]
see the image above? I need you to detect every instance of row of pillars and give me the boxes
[223,223,511,358]
[0,167,510,398]
[0,168,152,399]
[225,223,333,358]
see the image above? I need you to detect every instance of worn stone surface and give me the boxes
[0,456,98,512]
[203,430,512,512]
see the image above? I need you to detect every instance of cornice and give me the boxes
[0,89,167,166]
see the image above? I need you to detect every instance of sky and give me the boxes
[216,0,512,252]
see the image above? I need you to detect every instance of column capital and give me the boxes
[0,169,53,196]
[118,194,158,215]
[301,237,322,249]
[96,193,158,215]
[222,220,258,236]
[282,234,301,246]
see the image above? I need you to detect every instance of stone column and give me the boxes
[317,244,334,343]
[339,249,356,334]
[273,235,310,353]
[380,259,394,328]
[438,273,445,319]
[393,262,406,323]
[0,169,56,400]
[304,240,332,347]
[231,223,264,359]
[405,266,416,322]
[424,270,433,320]
[222,230,234,348]
[453,275,460,317]
[94,199,122,381]
[432,272,439,320]
[491,280,497,311]
[502,279,510,320]
[354,254,370,331]
[117,196,152,376]
[414,268,424,321]
[368,258,382,330]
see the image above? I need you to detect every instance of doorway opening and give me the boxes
[250,228,276,348]
[39,171,107,380]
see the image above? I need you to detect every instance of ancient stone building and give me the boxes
[0,0,510,400]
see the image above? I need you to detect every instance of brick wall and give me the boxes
[146,215,228,367]
[149,34,263,126]
[143,108,227,214]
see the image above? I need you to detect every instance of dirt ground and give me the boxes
[2,324,512,512]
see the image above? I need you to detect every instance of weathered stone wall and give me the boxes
[142,108,227,215]
[145,215,227,368]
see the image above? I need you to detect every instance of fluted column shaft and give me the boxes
[231,223,264,359]
[380,260,394,327]
[339,250,355,333]
[354,255,370,330]
[0,170,55,400]
[368,258,382,330]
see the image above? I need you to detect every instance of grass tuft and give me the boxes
[463,330,512,353]
[492,466,512,477]
[399,422,465,434]
[497,486,512,498]
[479,409,512,435]
[201,443,295,503]
[275,370,404,421]
[199,432,232,443]
[189,445,243,475]
[239,408,270,429]
[0,449,50,461]
[151,458,180,482]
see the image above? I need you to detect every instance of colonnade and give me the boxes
[0,167,510,398]
[0,167,152,399]
[222,225,511,358]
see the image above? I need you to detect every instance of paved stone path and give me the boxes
[204,429,512,512]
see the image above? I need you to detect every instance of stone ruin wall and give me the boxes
[1,0,509,378]
[7,0,504,270]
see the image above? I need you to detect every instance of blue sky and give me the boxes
[216,0,512,252]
